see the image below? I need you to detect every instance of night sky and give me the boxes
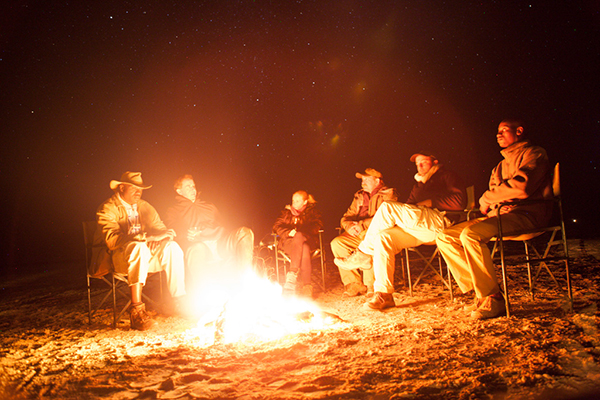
[1,1,599,272]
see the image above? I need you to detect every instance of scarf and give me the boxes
[414,164,441,184]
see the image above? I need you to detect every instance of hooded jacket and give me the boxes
[480,140,553,226]
[340,186,398,232]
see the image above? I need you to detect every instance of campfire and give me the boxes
[184,269,345,346]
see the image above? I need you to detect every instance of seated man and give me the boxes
[336,152,466,310]
[331,168,397,297]
[436,118,552,320]
[164,174,254,293]
[93,172,186,330]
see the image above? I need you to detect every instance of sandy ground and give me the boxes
[2,238,600,400]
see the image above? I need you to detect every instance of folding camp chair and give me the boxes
[83,221,163,328]
[272,230,327,291]
[403,185,478,299]
[491,163,572,317]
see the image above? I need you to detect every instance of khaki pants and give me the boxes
[357,202,448,293]
[435,214,537,298]
[331,230,375,287]
[112,240,186,298]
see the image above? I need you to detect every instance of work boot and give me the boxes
[130,302,158,331]
[334,250,373,271]
[471,294,506,320]
[283,271,298,294]
[463,296,483,312]
[366,292,395,310]
[343,282,367,297]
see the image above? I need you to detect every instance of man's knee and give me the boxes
[379,229,396,246]
[164,241,183,257]
[459,226,483,245]
[330,235,342,251]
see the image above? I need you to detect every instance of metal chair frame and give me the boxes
[492,163,573,317]
[271,230,327,291]
[83,221,163,328]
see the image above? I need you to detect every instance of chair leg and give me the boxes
[275,246,280,283]
[405,248,413,297]
[524,241,534,299]
[319,232,326,291]
[87,275,92,325]
[560,223,573,312]
[112,275,117,329]
[497,217,511,318]
[437,252,453,302]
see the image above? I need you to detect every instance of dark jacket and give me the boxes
[406,166,466,212]
[273,203,323,249]
[164,194,224,251]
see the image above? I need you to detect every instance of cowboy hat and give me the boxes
[109,171,152,190]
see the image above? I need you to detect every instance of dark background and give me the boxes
[1,1,599,275]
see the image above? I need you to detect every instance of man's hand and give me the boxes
[416,199,433,208]
[479,204,490,215]
[346,224,363,236]
[146,229,176,251]
[187,227,200,242]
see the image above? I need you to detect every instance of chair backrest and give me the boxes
[83,220,113,278]
[552,163,560,197]
[465,185,476,212]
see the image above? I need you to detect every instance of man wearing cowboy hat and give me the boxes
[330,168,398,298]
[335,153,466,310]
[94,171,186,330]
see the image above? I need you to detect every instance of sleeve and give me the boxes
[360,188,398,230]
[405,185,419,205]
[431,171,466,211]
[479,146,549,209]
[340,193,360,232]
[273,210,292,237]
[142,202,168,236]
[96,203,133,251]
[304,208,324,237]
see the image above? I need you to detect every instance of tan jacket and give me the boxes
[90,193,168,277]
[340,186,398,232]
[480,140,553,226]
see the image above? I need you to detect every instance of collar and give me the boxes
[501,139,530,159]
[414,164,441,184]
[117,193,137,213]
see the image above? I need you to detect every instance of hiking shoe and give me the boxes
[283,271,298,294]
[300,284,314,299]
[366,292,395,310]
[343,282,367,297]
[463,296,483,312]
[334,250,373,271]
[471,294,506,320]
[366,285,375,298]
[130,302,158,331]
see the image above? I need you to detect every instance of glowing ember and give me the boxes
[184,270,344,346]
